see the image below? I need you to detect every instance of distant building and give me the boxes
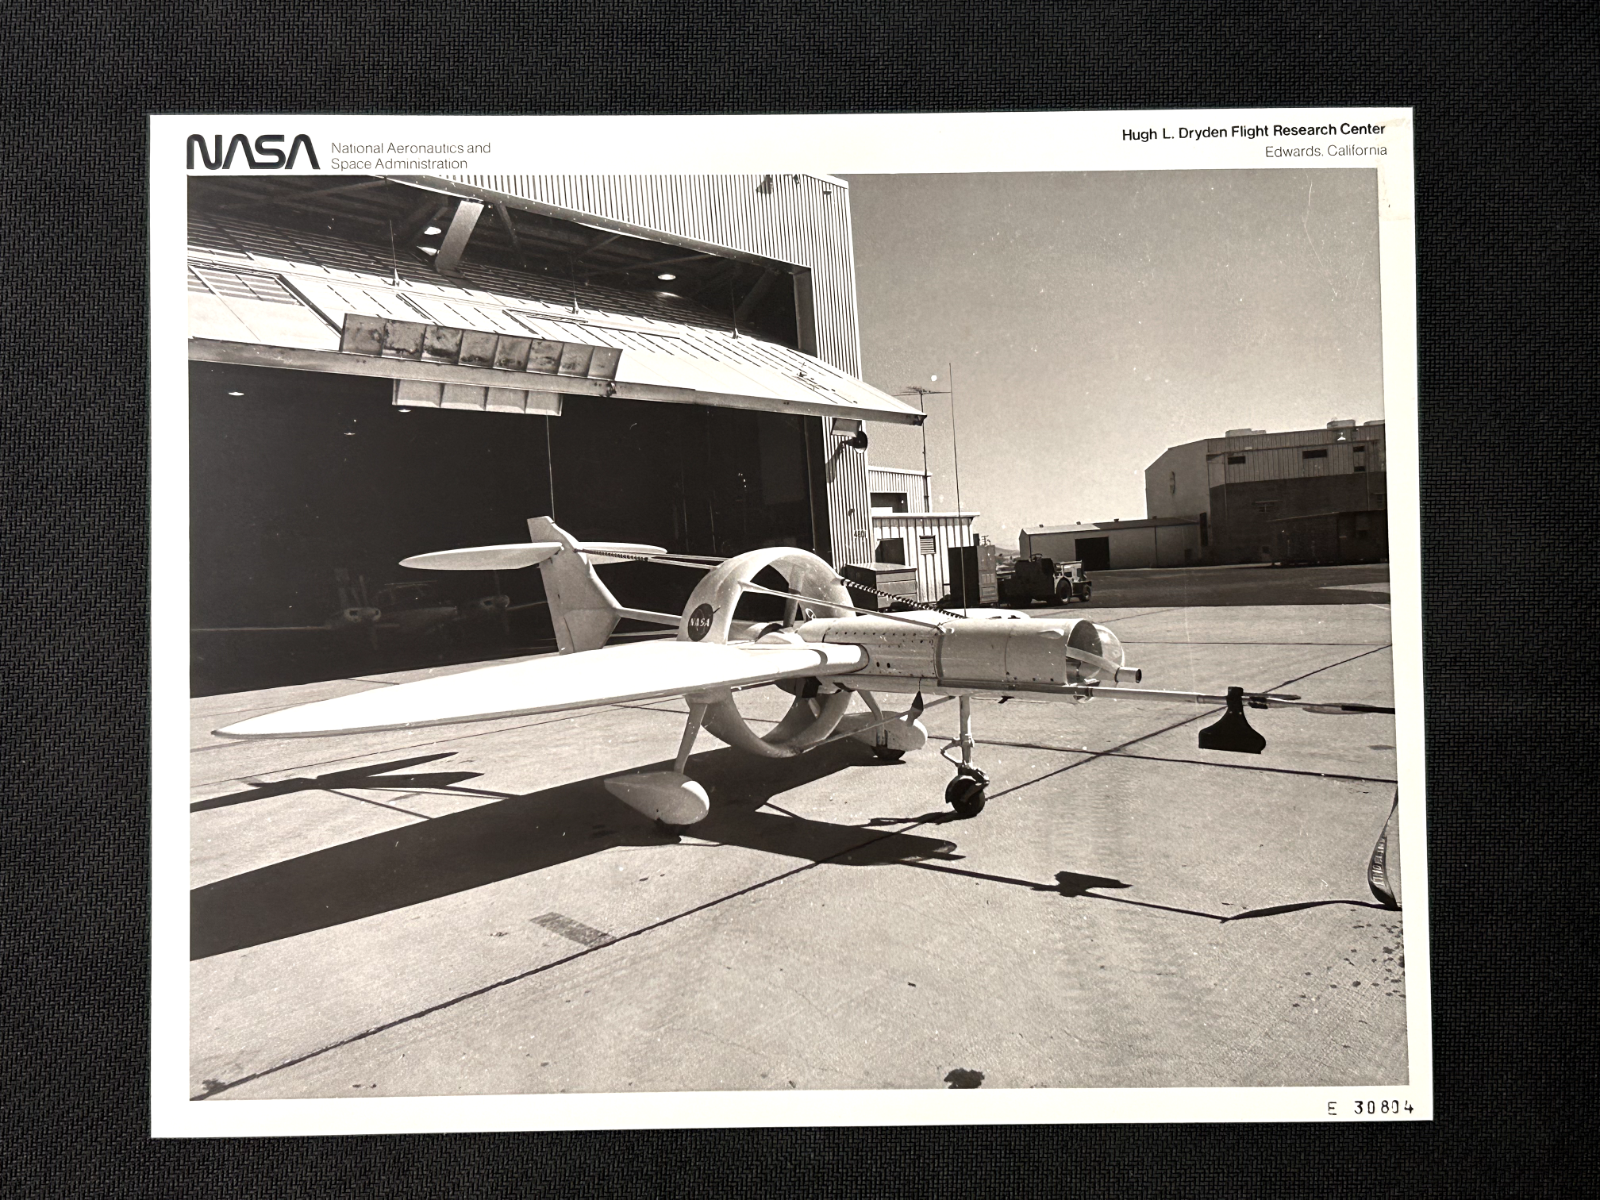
[867,465,976,602]
[1145,420,1388,565]
[1019,517,1202,570]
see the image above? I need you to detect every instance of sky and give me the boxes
[840,170,1385,549]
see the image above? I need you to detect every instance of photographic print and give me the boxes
[152,111,1426,1132]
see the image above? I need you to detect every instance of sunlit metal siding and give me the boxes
[868,466,932,514]
[1210,442,1360,486]
[829,441,873,567]
[434,173,863,378]
[433,173,874,571]
[1207,428,1387,487]
[868,512,976,602]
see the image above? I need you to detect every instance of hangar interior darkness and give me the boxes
[190,361,828,694]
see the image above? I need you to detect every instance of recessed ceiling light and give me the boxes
[226,391,244,396]
[656,272,676,281]
[423,225,443,236]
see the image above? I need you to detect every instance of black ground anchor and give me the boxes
[1198,686,1267,754]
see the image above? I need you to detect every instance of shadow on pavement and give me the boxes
[191,741,961,959]
[191,753,501,811]
[901,862,1391,924]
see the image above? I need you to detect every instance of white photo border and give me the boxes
[151,108,1425,1135]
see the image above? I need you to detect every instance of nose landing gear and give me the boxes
[945,766,989,817]
[943,694,990,817]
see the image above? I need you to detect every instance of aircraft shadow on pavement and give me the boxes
[190,742,961,960]
[191,753,499,811]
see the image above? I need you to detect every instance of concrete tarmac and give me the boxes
[188,602,1404,1100]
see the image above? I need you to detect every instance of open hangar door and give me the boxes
[190,361,828,695]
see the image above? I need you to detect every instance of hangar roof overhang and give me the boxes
[186,191,923,427]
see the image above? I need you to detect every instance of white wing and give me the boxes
[215,639,866,739]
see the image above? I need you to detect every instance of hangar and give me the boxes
[186,174,923,693]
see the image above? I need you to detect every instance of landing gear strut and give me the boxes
[944,695,990,817]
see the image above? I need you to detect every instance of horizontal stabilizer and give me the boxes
[215,639,868,738]
[400,541,669,571]
[401,543,562,571]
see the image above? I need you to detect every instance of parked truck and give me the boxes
[995,556,1092,606]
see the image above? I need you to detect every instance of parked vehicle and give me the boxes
[996,556,1092,606]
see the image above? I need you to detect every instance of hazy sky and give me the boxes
[842,170,1384,549]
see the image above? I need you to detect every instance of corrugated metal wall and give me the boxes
[1023,524,1199,569]
[436,172,874,568]
[438,173,862,377]
[827,438,873,567]
[1208,439,1385,486]
[868,466,932,514]
[869,513,975,602]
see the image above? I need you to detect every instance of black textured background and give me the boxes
[6,2,1598,1195]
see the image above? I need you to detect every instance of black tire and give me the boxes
[1080,584,1091,601]
[945,776,987,817]
[871,746,906,762]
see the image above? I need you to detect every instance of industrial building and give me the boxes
[186,173,926,691]
[1018,516,1203,571]
[1145,420,1388,565]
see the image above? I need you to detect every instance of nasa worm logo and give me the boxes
[187,133,319,170]
[686,604,716,642]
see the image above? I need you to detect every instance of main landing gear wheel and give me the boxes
[945,770,988,818]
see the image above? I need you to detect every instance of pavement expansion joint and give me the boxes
[190,808,962,1101]
[324,787,433,821]
[979,738,1397,786]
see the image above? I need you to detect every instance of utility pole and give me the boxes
[898,383,949,513]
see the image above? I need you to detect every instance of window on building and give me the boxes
[1355,464,1366,472]
[876,538,906,565]
[1227,455,1246,465]
[870,491,909,513]
[918,535,938,557]
[1302,448,1328,460]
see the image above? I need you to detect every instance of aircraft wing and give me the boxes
[215,639,868,739]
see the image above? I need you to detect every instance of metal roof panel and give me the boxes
[187,217,922,425]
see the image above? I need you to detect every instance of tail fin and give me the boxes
[527,516,624,653]
[400,517,673,652]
